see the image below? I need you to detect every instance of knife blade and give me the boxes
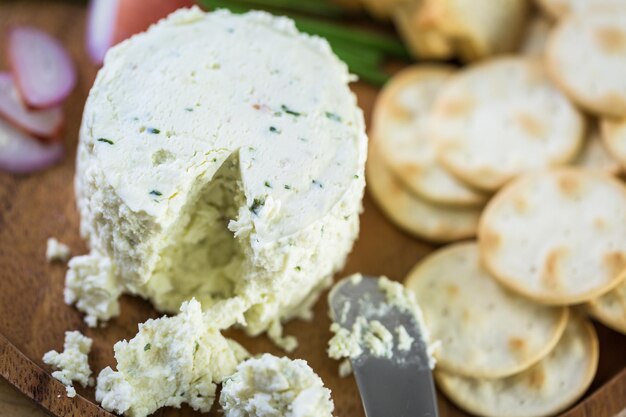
[328,276,439,417]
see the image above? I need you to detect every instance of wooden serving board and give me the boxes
[0,2,625,416]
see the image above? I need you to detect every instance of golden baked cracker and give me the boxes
[373,65,487,206]
[367,147,481,242]
[586,280,626,335]
[479,169,626,305]
[601,117,626,170]
[547,10,626,117]
[431,57,584,191]
[435,315,598,417]
[574,120,621,174]
[405,242,568,379]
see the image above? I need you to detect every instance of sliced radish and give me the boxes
[0,72,63,141]
[86,0,119,65]
[113,0,195,44]
[0,118,64,174]
[86,0,194,65]
[7,26,77,109]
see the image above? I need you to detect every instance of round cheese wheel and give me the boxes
[72,7,367,338]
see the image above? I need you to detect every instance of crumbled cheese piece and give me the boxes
[396,325,414,351]
[220,354,334,417]
[64,253,121,327]
[268,320,298,353]
[338,359,353,378]
[46,238,71,262]
[328,275,437,372]
[65,386,77,398]
[95,299,248,417]
[363,320,394,358]
[43,331,93,398]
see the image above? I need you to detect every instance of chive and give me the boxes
[97,138,114,145]
[284,184,291,190]
[295,17,410,59]
[325,112,342,122]
[264,181,272,188]
[144,343,151,351]
[269,126,281,133]
[148,128,160,134]
[200,0,345,18]
[250,197,265,215]
[295,266,302,271]
[281,104,301,117]
[149,190,162,196]
[312,179,323,188]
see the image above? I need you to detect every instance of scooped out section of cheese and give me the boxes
[141,151,248,313]
[70,7,367,342]
[96,299,249,417]
[219,354,334,417]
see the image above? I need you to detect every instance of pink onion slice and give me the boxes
[0,117,64,174]
[7,26,77,109]
[0,72,63,141]
[86,0,119,65]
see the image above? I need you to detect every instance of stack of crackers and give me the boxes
[369,2,626,416]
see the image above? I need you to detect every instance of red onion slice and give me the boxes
[86,0,119,65]
[0,118,64,174]
[7,26,77,109]
[0,72,63,141]
[86,0,194,66]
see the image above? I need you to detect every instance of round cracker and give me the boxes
[431,57,584,192]
[479,169,626,305]
[537,0,626,19]
[435,314,598,417]
[373,65,488,207]
[547,10,626,118]
[586,280,626,334]
[405,242,568,379]
[575,120,621,174]
[601,117,626,170]
[367,147,481,242]
[519,15,552,57]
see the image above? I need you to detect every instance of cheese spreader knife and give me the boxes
[328,276,439,417]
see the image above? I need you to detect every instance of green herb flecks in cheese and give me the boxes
[220,354,334,417]
[96,299,248,417]
[70,7,367,346]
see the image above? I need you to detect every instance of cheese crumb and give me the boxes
[43,331,93,398]
[96,299,248,417]
[64,253,121,327]
[396,325,414,351]
[338,359,353,377]
[46,238,71,262]
[220,354,334,417]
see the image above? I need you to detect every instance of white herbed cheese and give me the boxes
[96,299,248,417]
[46,238,70,262]
[220,354,334,417]
[69,7,367,345]
[327,275,437,372]
[42,331,93,398]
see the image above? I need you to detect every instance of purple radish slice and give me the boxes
[86,0,119,65]
[0,72,63,141]
[0,118,64,174]
[7,26,77,109]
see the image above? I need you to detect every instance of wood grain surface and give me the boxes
[0,2,624,417]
